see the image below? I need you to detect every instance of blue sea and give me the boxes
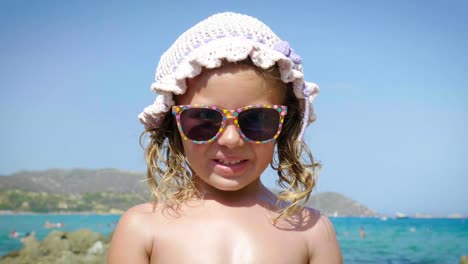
[1,214,467,263]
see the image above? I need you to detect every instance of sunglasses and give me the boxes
[172,104,288,144]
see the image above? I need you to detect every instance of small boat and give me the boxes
[395,212,409,219]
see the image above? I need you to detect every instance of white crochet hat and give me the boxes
[138,12,319,140]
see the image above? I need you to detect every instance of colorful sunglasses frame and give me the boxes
[172,104,288,144]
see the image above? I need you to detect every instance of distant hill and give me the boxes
[0,169,378,216]
[0,168,148,195]
[306,192,378,217]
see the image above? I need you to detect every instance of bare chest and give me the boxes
[150,216,309,264]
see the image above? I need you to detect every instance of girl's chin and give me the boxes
[197,175,260,194]
[203,180,247,192]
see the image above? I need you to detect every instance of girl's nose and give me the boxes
[216,122,244,148]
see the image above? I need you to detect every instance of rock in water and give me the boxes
[87,241,104,255]
[460,255,468,264]
[0,229,110,264]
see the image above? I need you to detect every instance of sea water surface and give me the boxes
[1,214,467,263]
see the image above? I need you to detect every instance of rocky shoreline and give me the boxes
[0,229,111,264]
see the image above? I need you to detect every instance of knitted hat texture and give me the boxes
[138,12,319,139]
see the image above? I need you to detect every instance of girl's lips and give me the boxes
[211,159,248,176]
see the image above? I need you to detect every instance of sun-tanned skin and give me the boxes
[107,64,342,264]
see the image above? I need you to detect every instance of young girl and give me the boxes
[108,12,342,263]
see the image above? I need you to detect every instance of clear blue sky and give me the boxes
[1,0,467,216]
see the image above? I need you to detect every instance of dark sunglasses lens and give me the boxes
[238,108,280,141]
[180,108,222,141]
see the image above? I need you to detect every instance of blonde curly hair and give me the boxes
[140,59,320,220]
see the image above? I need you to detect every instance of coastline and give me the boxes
[0,210,123,216]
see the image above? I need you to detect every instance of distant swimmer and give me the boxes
[360,227,366,239]
[45,221,64,229]
[9,229,19,238]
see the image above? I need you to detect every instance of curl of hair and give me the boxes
[271,87,321,221]
[140,112,198,210]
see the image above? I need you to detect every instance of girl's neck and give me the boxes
[192,176,276,207]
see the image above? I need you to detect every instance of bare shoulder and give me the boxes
[107,203,157,264]
[303,208,343,264]
[125,202,156,215]
[115,203,158,232]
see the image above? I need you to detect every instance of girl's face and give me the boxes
[176,63,286,193]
